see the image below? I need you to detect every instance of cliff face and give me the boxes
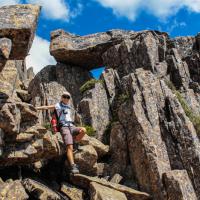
[0,4,200,200]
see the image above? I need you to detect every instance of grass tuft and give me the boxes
[80,79,103,94]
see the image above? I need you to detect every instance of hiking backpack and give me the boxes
[50,109,62,133]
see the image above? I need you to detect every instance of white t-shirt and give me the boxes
[55,102,74,127]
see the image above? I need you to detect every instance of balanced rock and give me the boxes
[50,29,135,69]
[0,4,40,60]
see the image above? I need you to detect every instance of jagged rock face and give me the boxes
[109,122,128,177]
[102,31,169,77]
[50,29,135,69]
[119,69,171,199]
[78,81,111,140]
[163,170,197,200]
[0,4,65,168]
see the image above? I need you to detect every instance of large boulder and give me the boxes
[118,68,200,199]
[0,101,38,134]
[70,174,151,200]
[0,4,41,60]
[50,29,135,69]
[89,182,127,200]
[79,134,109,158]
[73,145,98,176]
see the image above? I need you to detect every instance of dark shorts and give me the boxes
[60,126,81,145]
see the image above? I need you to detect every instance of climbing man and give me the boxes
[36,91,86,174]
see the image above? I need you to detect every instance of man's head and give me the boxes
[61,91,71,104]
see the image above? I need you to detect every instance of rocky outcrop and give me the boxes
[50,29,135,69]
[78,81,111,140]
[163,170,197,200]
[0,4,40,60]
[1,3,200,200]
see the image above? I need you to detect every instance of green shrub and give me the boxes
[82,125,96,137]
[79,79,103,94]
[165,79,200,136]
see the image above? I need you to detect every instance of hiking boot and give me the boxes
[70,164,79,174]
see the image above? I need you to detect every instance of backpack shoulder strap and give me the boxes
[57,102,63,120]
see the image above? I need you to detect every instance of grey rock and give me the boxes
[22,178,64,200]
[89,182,127,200]
[0,4,41,59]
[70,174,151,200]
[50,29,135,69]
[163,170,197,200]
[78,81,110,140]
[0,179,29,200]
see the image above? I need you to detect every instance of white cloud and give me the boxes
[26,35,56,74]
[70,3,83,19]
[95,0,200,21]
[27,0,70,21]
[167,19,187,33]
[95,0,141,20]
[0,0,21,6]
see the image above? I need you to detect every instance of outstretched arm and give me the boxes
[35,105,55,110]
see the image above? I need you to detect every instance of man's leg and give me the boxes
[60,127,79,174]
[73,127,87,142]
[66,144,74,166]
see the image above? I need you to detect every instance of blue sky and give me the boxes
[1,0,200,79]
